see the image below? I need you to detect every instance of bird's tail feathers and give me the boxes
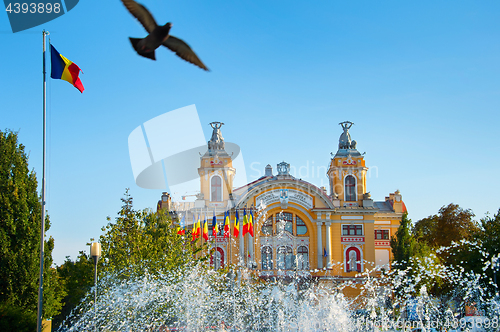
[129,37,156,60]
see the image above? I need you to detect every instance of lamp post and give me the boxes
[90,242,101,331]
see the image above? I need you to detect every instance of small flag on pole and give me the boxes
[192,215,197,241]
[248,209,254,237]
[203,214,209,241]
[196,215,202,237]
[177,214,185,235]
[233,210,240,237]
[242,208,248,236]
[223,211,230,238]
[212,211,218,237]
[50,44,84,93]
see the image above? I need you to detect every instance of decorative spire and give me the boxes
[333,121,361,158]
[277,161,290,176]
[208,122,225,152]
[338,121,357,150]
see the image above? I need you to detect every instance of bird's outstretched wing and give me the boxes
[121,0,157,33]
[163,36,209,71]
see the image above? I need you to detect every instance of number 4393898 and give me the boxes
[6,2,61,14]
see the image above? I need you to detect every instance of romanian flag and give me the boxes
[177,214,186,235]
[248,209,254,237]
[196,215,202,237]
[223,211,230,238]
[191,215,197,241]
[242,208,248,236]
[212,211,218,237]
[233,210,239,237]
[50,44,84,93]
[203,214,209,241]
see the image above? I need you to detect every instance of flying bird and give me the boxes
[121,0,209,71]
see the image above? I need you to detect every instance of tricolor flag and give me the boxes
[212,211,218,237]
[196,215,202,237]
[248,209,254,237]
[177,214,186,235]
[203,214,209,241]
[242,208,248,236]
[192,215,198,241]
[233,210,239,237]
[223,211,230,238]
[50,44,84,93]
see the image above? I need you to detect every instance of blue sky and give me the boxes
[2,1,500,265]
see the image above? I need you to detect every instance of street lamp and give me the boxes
[90,242,101,330]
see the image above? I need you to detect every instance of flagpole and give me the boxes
[252,208,256,269]
[213,209,216,271]
[37,29,49,332]
[227,210,231,267]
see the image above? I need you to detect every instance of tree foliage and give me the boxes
[413,203,478,248]
[391,204,497,299]
[390,213,417,271]
[99,189,203,278]
[52,251,94,329]
[0,130,65,323]
[53,190,207,327]
[479,209,500,256]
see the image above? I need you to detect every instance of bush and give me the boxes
[0,301,37,332]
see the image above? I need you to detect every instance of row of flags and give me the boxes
[176,209,255,241]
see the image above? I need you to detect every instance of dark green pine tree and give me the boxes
[0,130,64,330]
[390,212,415,271]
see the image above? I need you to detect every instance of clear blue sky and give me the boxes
[2,1,500,265]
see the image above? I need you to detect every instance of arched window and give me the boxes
[296,216,307,235]
[276,212,293,234]
[210,247,224,269]
[211,176,222,201]
[261,217,273,236]
[296,246,309,270]
[345,175,356,201]
[261,246,273,270]
[346,247,361,272]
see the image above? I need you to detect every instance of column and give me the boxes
[247,233,254,268]
[325,221,332,268]
[316,221,323,269]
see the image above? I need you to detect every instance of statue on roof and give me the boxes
[339,121,357,150]
[208,122,225,151]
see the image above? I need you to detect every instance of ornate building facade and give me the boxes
[158,121,406,284]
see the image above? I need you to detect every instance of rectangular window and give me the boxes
[375,230,389,240]
[342,225,363,236]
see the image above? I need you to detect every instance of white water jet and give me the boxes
[58,242,500,331]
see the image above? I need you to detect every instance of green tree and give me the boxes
[479,209,500,257]
[99,189,203,278]
[446,209,500,296]
[52,251,94,329]
[412,204,483,298]
[413,203,478,248]
[390,212,417,271]
[0,130,65,325]
[390,212,441,298]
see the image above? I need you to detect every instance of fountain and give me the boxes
[58,214,500,332]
